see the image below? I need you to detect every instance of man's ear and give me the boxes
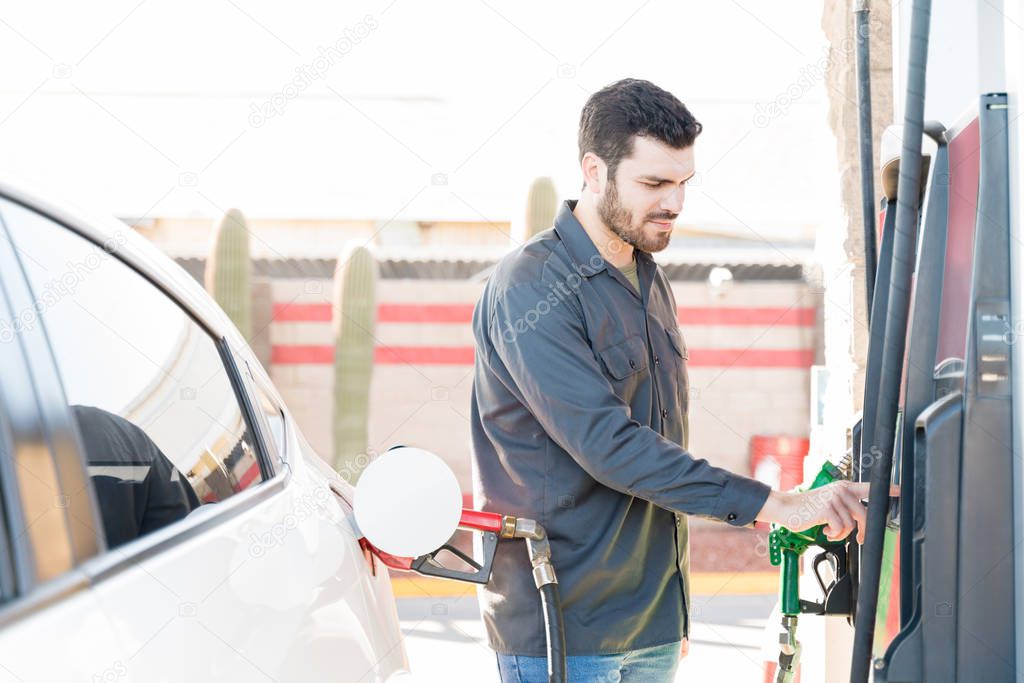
[580,152,606,195]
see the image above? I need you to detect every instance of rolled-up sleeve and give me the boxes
[484,281,770,527]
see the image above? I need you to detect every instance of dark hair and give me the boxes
[578,78,702,181]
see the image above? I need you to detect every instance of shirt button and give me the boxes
[654,356,661,365]
[726,512,737,522]
[629,359,637,368]
[661,408,669,419]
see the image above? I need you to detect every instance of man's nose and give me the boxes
[661,185,685,215]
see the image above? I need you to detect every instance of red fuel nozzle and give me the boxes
[361,508,514,581]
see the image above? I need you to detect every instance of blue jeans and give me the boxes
[495,641,680,682]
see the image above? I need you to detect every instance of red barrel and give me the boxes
[750,435,810,493]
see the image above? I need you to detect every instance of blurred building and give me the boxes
[148,217,823,514]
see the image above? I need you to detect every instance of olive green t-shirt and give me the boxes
[617,255,640,292]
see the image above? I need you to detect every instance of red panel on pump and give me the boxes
[936,118,981,361]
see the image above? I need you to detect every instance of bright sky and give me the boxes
[0,0,839,244]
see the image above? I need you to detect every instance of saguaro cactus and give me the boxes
[332,242,378,481]
[205,208,252,340]
[525,176,558,239]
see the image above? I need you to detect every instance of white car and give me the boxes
[0,184,411,682]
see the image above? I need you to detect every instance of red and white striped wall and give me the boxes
[268,279,820,489]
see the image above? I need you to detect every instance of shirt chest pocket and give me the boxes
[665,327,688,362]
[597,334,649,381]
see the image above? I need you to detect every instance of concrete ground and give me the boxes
[397,591,778,681]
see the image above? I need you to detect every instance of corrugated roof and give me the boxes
[175,256,806,282]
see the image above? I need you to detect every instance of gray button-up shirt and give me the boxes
[470,200,771,656]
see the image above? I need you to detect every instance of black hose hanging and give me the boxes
[855,0,879,325]
[849,0,932,680]
[539,582,567,682]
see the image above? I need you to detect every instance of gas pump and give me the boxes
[840,0,1019,679]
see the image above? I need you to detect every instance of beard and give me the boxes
[596,177,676,254]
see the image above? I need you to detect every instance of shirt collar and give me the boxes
[553,199,655,279]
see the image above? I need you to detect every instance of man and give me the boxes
[470,78,878,682]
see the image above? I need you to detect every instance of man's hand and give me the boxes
[755,481,900,544]
[679,638,689,659]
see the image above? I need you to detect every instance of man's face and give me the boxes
[595,136,696,253]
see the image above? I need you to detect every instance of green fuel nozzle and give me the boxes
[768,455,855,683]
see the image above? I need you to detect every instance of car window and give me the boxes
[0,199,265,549]
[232,351,286,463]
[251,369,286,458]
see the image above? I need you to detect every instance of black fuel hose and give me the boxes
[539,582,566,682]
[855,0,878,323]
[849,0,932,680]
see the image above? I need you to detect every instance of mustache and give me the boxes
[646,214,678,222]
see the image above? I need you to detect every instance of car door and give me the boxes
[0,193,408,682]
[0,196,125,682]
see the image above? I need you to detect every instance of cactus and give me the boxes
[332,242,378,481]
[525,176,558,239]
[205,208,252,340]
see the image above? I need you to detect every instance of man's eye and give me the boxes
[645,182,664,188]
